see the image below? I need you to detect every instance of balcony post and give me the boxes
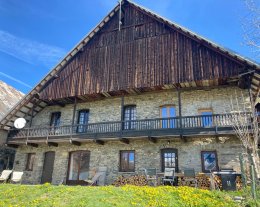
[29,100,35,127]
[121,96,124,121]
[178,89,183,136]
[120,96,124,136]
[71,97,77,136]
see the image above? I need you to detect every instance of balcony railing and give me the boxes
[7,113,252,141]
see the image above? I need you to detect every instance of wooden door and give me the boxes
[161,148,178,172]
[41,151,55,184]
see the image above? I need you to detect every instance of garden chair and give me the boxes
[162,168,175,186]
[0,170,12,183]
[144,168,157,186]
[96,167,107,186]
[183,168,198,188]
[85,167,107,186]
[84,172,103,186]
[10,171,23,184]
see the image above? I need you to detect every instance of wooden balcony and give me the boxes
[7,113,251,145]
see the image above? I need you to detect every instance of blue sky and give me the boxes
[0,0,258,94]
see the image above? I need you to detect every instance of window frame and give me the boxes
[161,148,178,172]
[201,150,219,173]
[25,153,36,171]
[77,109,89,133]
[123,105,136,130]
[198,108,213,127]
[50,112,61,127]
[160,105,176,128]
[119,150,135,172]
[67,150,91,185]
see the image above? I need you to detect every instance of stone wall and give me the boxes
[13,136,243,185]
[11,86,249,184]
[30,87,250,127]
[0,129,7,145]
[0,130,15,172]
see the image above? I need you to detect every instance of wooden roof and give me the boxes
[0,0,259,130]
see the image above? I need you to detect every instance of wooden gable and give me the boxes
[1,0,259,129]
[39,2,250,101]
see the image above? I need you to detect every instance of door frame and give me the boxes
[41,151,55,184]
[66,150,90,185]
[161,148,178,172]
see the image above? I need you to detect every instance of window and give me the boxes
[77,110,89,133]
[50,112,61,127]
[199,109,213,127]
[123,105,136,130]
[201,151,219,173]
[120,151,135,172]
[25,153,35,171]
[160,106,176,128]
[161,148,178,172]
[67,151,90,185]
[0,154,14,171]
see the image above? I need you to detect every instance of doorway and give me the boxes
[67,151,90,185]
[41,151,55,184]
[161,148,178,172]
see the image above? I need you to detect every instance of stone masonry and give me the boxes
[10,86,250,184]
[30,87,250,127]
[14,136,243,185]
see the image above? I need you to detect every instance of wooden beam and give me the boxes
[120,138,129,144]
[53,101,66,107]
[121,96,124,121]
[47,142,58,147]
[180,135,187,142]
[148,136,157,143]
[6,144,19,148]
[72,97,77,125]
[93,140,104,145]
[27,143,38,148]
[29,101,35,127]
[102,92,111,97]
[70,140,81,146]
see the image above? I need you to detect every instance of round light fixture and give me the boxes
[14,118,26,129]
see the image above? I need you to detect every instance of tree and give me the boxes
[243,0,260,59]
[229,90,260,180]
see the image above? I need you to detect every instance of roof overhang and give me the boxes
[1,0,259,130]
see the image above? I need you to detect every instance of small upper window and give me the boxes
[123,105,136,130]
[120,151,135,172]
[199,109,213,127]
[160,105,176,128]
[25,153,35,171]
[77,110,89,133]
[201,151,219,173]
[50,112,61,127]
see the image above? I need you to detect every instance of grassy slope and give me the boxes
[0,184,258,207]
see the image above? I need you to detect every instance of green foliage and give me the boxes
[0,184,257,207]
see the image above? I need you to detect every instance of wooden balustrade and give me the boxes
[7,113,252,140]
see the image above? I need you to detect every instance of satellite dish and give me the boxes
[14,118,26,129]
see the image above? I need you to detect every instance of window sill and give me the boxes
[118,171,136,174]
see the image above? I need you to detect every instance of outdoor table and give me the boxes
[156,172,164,185]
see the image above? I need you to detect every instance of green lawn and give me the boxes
[0,184,258,207]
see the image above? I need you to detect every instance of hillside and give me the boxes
[0,80,24,120]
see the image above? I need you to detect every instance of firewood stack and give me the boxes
[177,174,211,189]
[213,175,222,189]
[112,175,148,186]
[196,174,211,189]
[236,176,242,190]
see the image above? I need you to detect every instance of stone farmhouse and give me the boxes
[0,81,23,173]
[0,0,259,185]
